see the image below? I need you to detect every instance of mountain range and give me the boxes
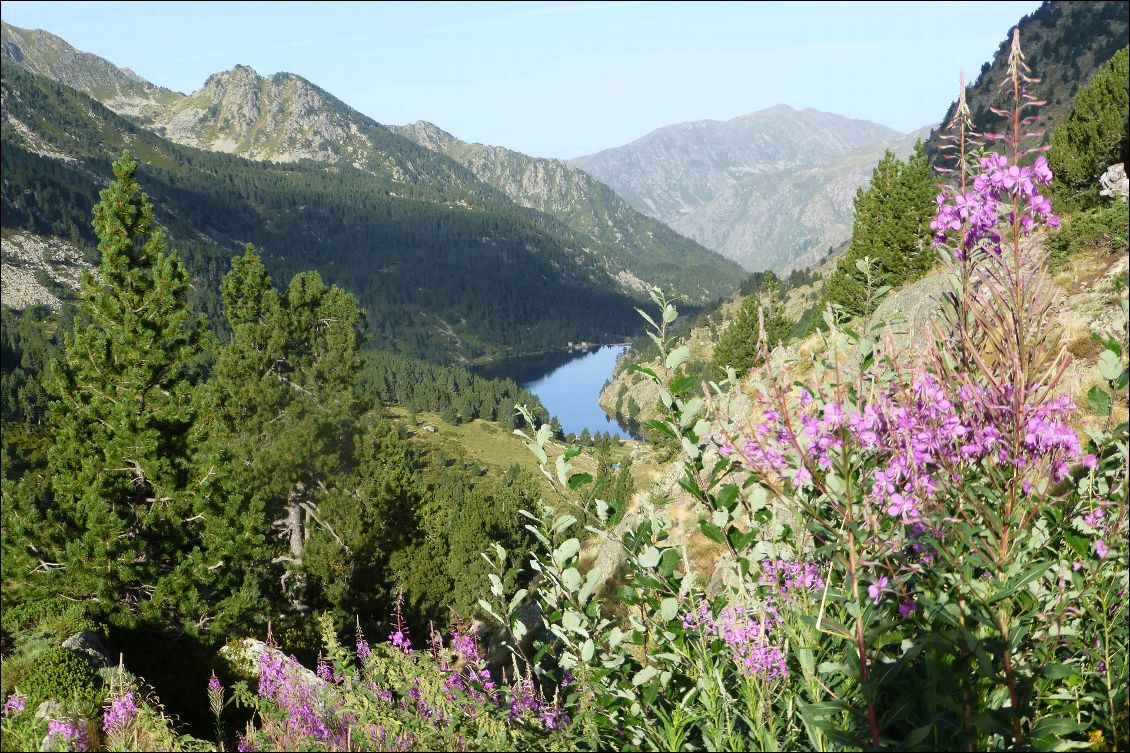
[0,21,750,364]
[569,105,917,272]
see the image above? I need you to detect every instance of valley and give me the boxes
[0,2,1127,751]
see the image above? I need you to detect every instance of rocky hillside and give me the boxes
[392,120,747,303]
[924,0,1129,162]
[570,104,907,272]
[0,229,89,310]
[0,21,180,119]
[0,62,649,362]
[670,126,935,273]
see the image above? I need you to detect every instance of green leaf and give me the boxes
[553,538,581,567]
[716,483,740,512]
[632,666,658,686]
[561,567,582,591]
[1098,349,1123,381]
[635,307,659,330]
[728,529,756,551]
[679,397,704,427]
[580,639,595,662]
[660,598,680,622]
[562,609,584,632]
[568,472,594,490]
[630,364,660,382]
[525,441,548,465]
[666,345,690,371]
[638,546,661,568]
[1087,385,1112,416]
[658,548,680,578]
[699,520,725,545]
[988,560,1052,603]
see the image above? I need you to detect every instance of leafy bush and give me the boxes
[0,598,97,642]
[1047,202,1130,269]
[479,32,1128,752]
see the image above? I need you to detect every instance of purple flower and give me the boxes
[1094,539,1110,559]
[868,576,889,604]
[390,629,412,652]
[208,672,223,693]
[47,718,89,751]
[886,492,920,521]
[356,637,371,662]
[103,690,138,732]
[2,692,26,716]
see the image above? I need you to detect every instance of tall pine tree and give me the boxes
[822,142,936,319]
[711,272,791,375]
[39,152,206,626]
[1049,47,1129,209]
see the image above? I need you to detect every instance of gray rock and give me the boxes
[219,639,324,697]
[33,699,60,721]
[61,630,114,669]
[1099,163,1128,202]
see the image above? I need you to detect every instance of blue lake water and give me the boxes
[478,345,632,437]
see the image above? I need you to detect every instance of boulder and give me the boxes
[61,631,114,669]
[1099,163,1128,201]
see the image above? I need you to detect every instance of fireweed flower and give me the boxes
[2,691,26,715]
[47,718,89,752]
[683,598,789,679]
[103,690,138,732]
[868,576,890,603]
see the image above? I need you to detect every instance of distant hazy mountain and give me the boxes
[670,126,935,273]
[391,120,747,302]
[570,105,902,271]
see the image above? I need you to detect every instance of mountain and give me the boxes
[570,105,901,272]
[390,120,746,302]
[1,62,652,363]
[0,21,181,119]
[924,0,1129,161]
[571,105,898,219]
[670,126,934,273]
[0,21,742,306]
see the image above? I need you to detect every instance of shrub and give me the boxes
[1047,202,1130,269]
[1049,47,1129,210]
[17,647,102,711]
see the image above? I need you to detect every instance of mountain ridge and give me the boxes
[1,21,743,305]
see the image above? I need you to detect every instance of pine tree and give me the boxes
[203,249,367,618]
[39,152,206,626]
[822,143,936,318]
[711,273,791,375]
[1050,47,1129,209]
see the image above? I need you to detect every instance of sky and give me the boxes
[0,1,1044,159]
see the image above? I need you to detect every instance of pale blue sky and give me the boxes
[0,1,1043,158]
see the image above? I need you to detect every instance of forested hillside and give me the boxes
[1,63,645,362]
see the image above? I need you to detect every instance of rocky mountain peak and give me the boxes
[1,20,181,119]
